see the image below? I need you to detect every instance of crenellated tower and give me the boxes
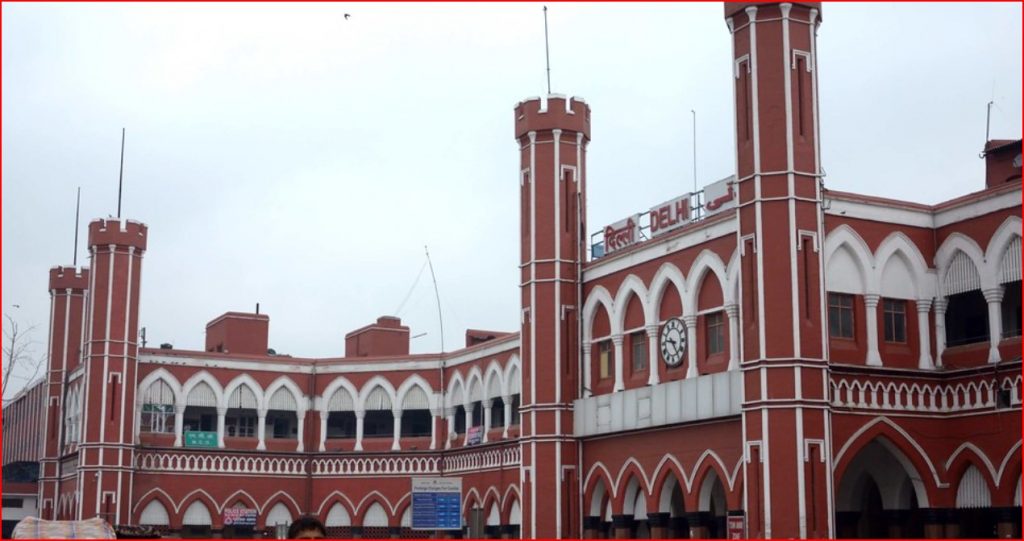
[726,2,833,538]
[38,265,90,519]
[515,95,590,539]
[77,218,148,526]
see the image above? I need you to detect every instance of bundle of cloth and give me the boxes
[11,517,117,539]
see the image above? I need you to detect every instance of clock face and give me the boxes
[659,318,687,367]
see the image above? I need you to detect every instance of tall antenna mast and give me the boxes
[73,187,81,266]
[116,128,125,218]
[425,246,445,353]
[985,101,994,143]
[543,6,552,94]
[691,109,698,193]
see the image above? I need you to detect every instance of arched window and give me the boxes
[326,386,357,439]
[141,380,175,434]
[362,502,389,527]
[183,382,218,434]
[139,500,169,527]
[400,386,432,437]
[225,384,258,438]
[266,387,298,440]
[508,368,521,426]
[944,251,988,346]
[265,502,293,528]
[181,501,212,538]
[363,386,394,438]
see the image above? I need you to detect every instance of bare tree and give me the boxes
[2,313,42,400]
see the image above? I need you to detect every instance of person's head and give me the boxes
[288,515,327,539]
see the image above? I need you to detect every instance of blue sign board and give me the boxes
[411,477,462,530]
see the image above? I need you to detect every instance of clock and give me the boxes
[660,318,687,367]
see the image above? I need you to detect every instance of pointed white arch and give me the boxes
[447,372,466,409]
[222,374,264,411]
[139,500,170,526]
[465,367,484,404]
[986,215,1023,285]
[361,502,389,527]
[181,371,224,409]
[936,233,987,293]
[220,489,259,512]
[315,491,358,518]
[265,502,294,526]
[182,500,213,526]
[824,225,874,294]
[325,502,353,527]
[955,465,992,508]
[396,374,435,412]
[582,285,616,341]
[319,376,359,414]
[612,275,651,333]
[504,355,521,396]
[137,368,183,407]
[724,248,741,305]
[357,376,397,412]
[263,376,305,413]
[621,476,645,516]
[132,488,177,513]
[875,232,933,299]
[685,249,730,313]
[648,263,688,323]
[261,491,302,517]
[944,443,999,486]
[484,361,504,400]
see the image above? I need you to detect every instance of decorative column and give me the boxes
[646,324,661,385]
[863,294,883,366]
[216,407,227,448]
[482,399,493,443]
[612,334,625,392]
[173,405,185,448]
[295,409,306,452]
[354,410,365,451]
[319,411,328,452]
[916,299,934,370]
[391,408,402,451]
[983,286,1004,363]
[257,408,267,451]
[933,297,948,366]
[501,395,512,438]
[445,407,456,449]
[429,405,442,450]
[725,303,740,371]
[462,402,472,445]
[683,315,698,378]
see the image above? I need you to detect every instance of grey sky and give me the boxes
[2,2,1021,398]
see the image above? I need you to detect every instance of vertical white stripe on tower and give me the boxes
[528,130,538,538]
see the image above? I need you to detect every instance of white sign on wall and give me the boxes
[602,214,641,255]
[649,194,692,238]
[703,176,736,216]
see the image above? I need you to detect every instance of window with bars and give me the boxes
[883,299,907,343]
[630,332,647,373]
[225,414,257,438]
[828,293,855,339]
[706,312,725,355]
[1002,281,1022,338]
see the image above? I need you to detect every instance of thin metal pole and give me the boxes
[73,187,81,267]
[544,6,552,95]
[425,246,444,354]
[985,101,994,143]
[117,128,125,218]
[691,109,697,193]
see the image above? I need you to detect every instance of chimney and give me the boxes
[982,139,1022,188]
[345,316,410,357]
[205,311,270,355]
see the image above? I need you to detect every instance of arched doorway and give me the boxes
[658,474,688,539]
[697,470,727,538]
[836,438,926,538]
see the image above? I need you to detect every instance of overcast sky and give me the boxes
[2,2,1021,398]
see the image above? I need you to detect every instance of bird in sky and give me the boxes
[344,13,351,20]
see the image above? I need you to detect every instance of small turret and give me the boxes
[514,95,591,141]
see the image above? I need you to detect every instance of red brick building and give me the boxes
[3,2,1021,539]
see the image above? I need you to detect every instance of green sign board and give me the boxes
[184,431,218,448]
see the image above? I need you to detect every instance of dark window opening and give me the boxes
[2,498,23,508]
[401,409,432,437]
[181,526,212,539]
[141,404,174,434]
[1001,281,1021,338]
[945,290,989,346]
[225,410,258,438]
[706,312,725,355]
[796,57,807,137]
[265,411,297,439]
[454,405,467,434]
[490,397,506,429]
[326,411,357,438]
[510,394,521,426]
[183,407,216,432]
[470,402,483,427]
[997,389,1012,409]
[828,293,855,339]
[883,299,907,343]
[630,331,648,373]
[363,410,394,438]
